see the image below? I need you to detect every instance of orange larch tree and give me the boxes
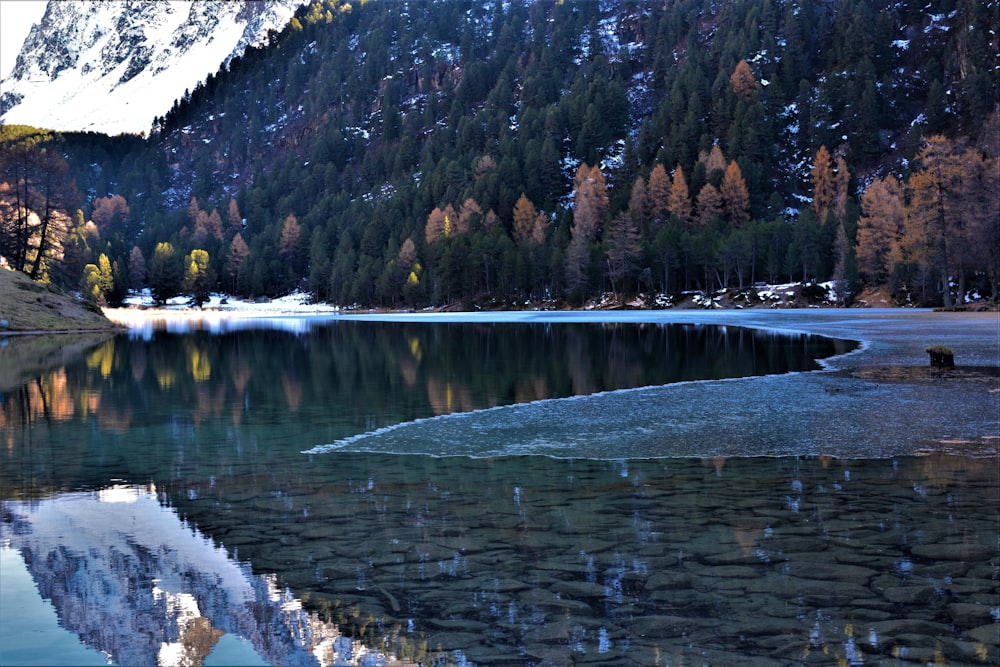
[904,135,983,307]
[647,163,670,225]
[278,214,301,261]
[702,143,727,181]
[627,176,649,227]
[565,164,608,293]
[666,164,692,227]
[695,183,723,227]
[730,59,760,99]
[720,161,750,227]
[855,176,905,286]
[512,193,549,245]
[811,145,834,223]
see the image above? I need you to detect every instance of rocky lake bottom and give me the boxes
[1,309,997,666]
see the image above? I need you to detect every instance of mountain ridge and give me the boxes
[0,0,309,135]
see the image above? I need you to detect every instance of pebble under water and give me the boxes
[162,453,1000,666]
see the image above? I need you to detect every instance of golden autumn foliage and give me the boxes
[278,214,301,260]
[425,200,477,244]
[701,143,727,178]
[396,237,418,274]
[512,193,549,245]
[571,163,608,242]
[811,145,835,223]
[902,135,997,307]
[833,156,850,223]
[646,163,671,225]
[695,183,723,227]
[856,176,905,284]
[92,194,130,234]
[854,135,1000,304]
[226,233,250,287]
[666,165,692,227]
[627,176,649,226]
[730,59,760,99]
[720,161,750,227]
[565,163,609,293]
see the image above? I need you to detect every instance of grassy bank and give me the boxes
[0,268,121,333]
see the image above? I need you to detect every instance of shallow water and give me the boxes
[1,312,997,666]
[3,454,997,666]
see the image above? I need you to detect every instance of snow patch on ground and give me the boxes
[105,290,340,337]
[121,289,335,313]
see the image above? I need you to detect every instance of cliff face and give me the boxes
[0,0,308,135]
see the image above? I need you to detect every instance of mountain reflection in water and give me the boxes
[1,485,411,667]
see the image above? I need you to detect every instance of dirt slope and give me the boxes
[0,268,121,333]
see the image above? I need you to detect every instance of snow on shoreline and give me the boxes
[103,290,342,336]
[109,280,841,321]
[104,290,344,336]
[118,289,338,313]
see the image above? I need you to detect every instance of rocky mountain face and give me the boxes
[0,0,308,135]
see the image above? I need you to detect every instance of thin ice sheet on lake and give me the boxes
[306,369,999,460]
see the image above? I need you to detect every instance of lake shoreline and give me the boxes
[100,305,1000,421]
[2,268,994,335]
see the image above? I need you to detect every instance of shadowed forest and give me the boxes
[1,0,997,309]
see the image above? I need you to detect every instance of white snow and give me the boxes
[600,139,627,172]
[0,1,47,79]
[1,1,308,135]
[107,290,340,337]
[104,289,341,330]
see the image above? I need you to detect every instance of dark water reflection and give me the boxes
[1,322,846,488]
[2,322,997,666]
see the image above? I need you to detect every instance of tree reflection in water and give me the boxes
[0,321,847,442]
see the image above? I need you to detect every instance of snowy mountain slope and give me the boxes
[0,0,308,136]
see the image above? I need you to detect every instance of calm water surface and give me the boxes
[1,320,997,666]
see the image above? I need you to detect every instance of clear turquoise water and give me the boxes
[1,316,997,666]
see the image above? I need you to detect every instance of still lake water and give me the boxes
[1,317,997,666]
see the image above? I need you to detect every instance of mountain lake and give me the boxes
[1,309,997,666]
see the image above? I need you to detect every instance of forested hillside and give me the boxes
[2,0,998,308]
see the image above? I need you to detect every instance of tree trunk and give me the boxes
[957,258,966,306]
[926,346,954,367]
[28,215,50,279]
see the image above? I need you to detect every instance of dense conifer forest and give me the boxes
[1,0,998,308]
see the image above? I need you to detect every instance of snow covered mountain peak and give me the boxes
[1,0,308,136]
